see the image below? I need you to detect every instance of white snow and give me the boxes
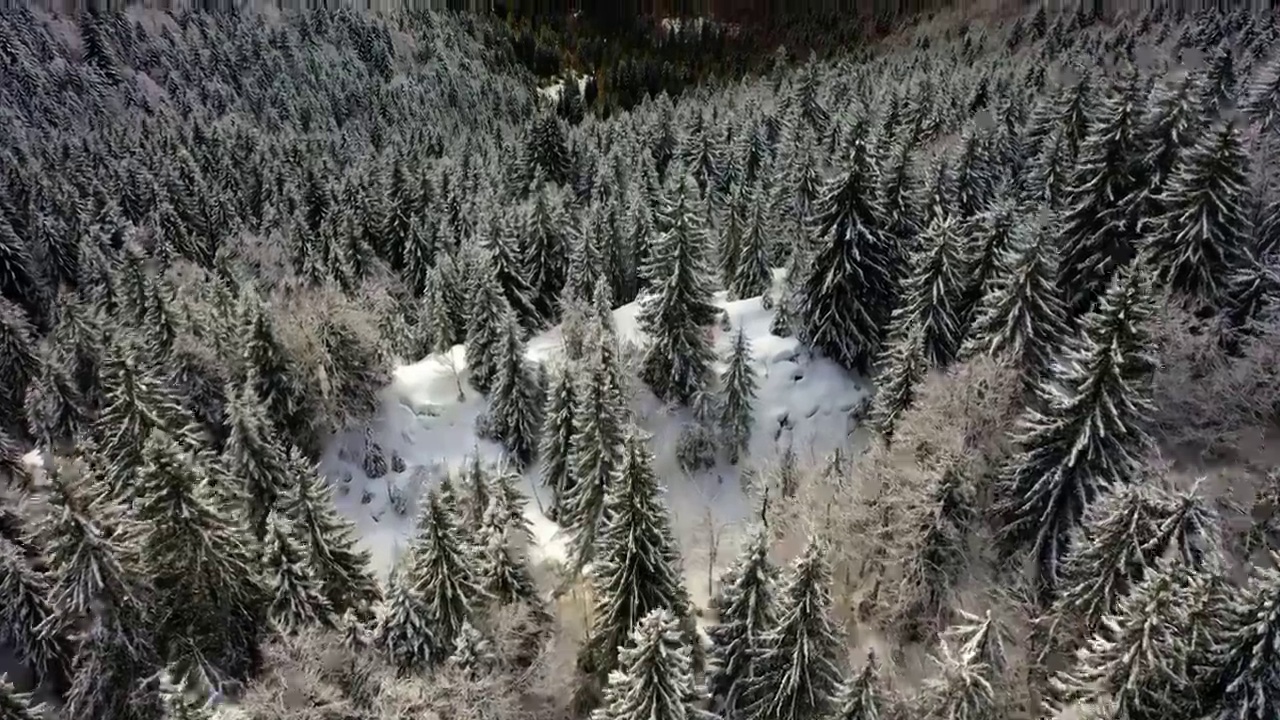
[537,71,589,105]
[319,282,870,606]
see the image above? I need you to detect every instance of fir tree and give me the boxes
[465,252,515,395]
[590,610,707,720]
[1241,52,1280,133]
[409,490,486,666]
[424,262,459,355]
[223,379,289,541]
[719,187,749,293]
[733,184,776,300]
[1202,552,1280,720]
[830,652,886,720]
[134,431,266,683]
[867,325,929,444]
[639,172,720,406]
[576,429,693,714]
[0,676,42,720]
[0,299,39,435]
[995,266,1158,597]
[462,452,492,533]
[718,327,758,465]
[281,446,380,618]
[893,214,968,368]
[1137,72,1200,215]
[0,539,69,692]
[263,510,333,634]
[564,347,626,571]
[485,222,543,331]
[489,311,542,467]
[918,637,998,720]
[706,529,779,717]
[740,540,842,720]
[448,620,497,679]
[524,185,572,322]
[538,362,576,523]
[62,620,163,720]
[373,564,434,675]
[961,213,1071,385]
[478,499,542,610]
[798,132,902,375]
[1058,69,1147,318]
[1144,121,1254,308]
[960,199,1021,332]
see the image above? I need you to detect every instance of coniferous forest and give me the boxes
[3,4,1280,720]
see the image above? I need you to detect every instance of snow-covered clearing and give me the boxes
[319,284,870,607]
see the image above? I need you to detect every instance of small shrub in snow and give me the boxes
[391,452,406,474]
[474,410,498,442]
[676,421,718,472]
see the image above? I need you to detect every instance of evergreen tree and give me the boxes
[223,380,289,541]
[1202,552,1280,720]
[424,262,460,354]
[706,529,779,717]
[740,540,842,720]
[1137,72,1200,216]
[538,362,576,523]
[639,172,720,406]
[134,431,266,683]
[524,185,572,322]
[62,620,163,720]
[1241,52,1280,133]
[0,539,68,692]
[576,429,693,714]
[960,199,1021,332]
[1058,69,1147,318]
[489,311,542,467]
[830,652,886,720]
[0,676,42,720]
[893,214,968,368]
[462,452,492,533]
[465,252,516,395]
[918,636,998,720]
[719,187,749,292]
[995,266,1158,597]
[867,326,929,443]
[590,610,707,720]
[961,214,1071,385]
[1024,125,1074,209]
[0,299,39,435]
[477,499,543,611]
[1144,121,1253,308]
[732,185,775,300]
[718,327,758,465]
[564,348,626,571]
[798,133,902,375]
[448,620,497,679]
[157,668,211,720]
[373,564,434,675]
[409,490,485,666]
[485,223,543,331]
[281,446,380,618]
[263,510,333,634]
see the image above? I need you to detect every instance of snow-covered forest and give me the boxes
[3,4,1280,720]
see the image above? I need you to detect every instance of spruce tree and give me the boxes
[732,185,775,301]
[134,431,266,683]
[524,185,572,322]
[409,490,485,666]
[961,214,1071,385]
[62,620,163,720]
[960,199,1021,332]
[718,327,758,465]
[1144,121,1253,308]
[465,252,515,395]
[576,429,693,714]
[462,452,492,534]
[893,214,968,368]
[995,266,1158,597]
[223,379,289,541]
[706,529,779,717]
[798,132,902,375]
[590,609,707,720]
[867,325,929,444]
[263,510,333,634]
[0,539,68,692]
[448,620,497,679]
[281,446,380,618]
[1241,52,1280,133]
[740,540,842,720]
[373,564,434,675]
[564,347,626,571]
[424,262,459,354]
[478,499,543,610]
[639,172,720,406]
[485,222,543,331]
[0,676,42,720]
[919,637,999,720]
[1058,68,1147,318]
[489,312,542,467]
[830,652,887,720]
[538,362,576,523]
[1202,552,1280,720]
[720,187,749,293]
[1137,72,1200,216]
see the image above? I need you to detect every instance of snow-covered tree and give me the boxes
[564,346,627,570]
[893,214,968,368]
[591,609,708,720]
[410,490,485,665]
[732,185,775,300]
[706,528,779,717]
[639,171,720,405]
[223,379,290,541]
[867,325,929,443]
[489,311,542,467]
[0,538,69,693]
[539,362,576,522]
[1144,121,1253,308]
[995,266,1158,597]
[465,252,516,394]
[576,429,693,713]
[448,620,498,679]
[263,509,333,634]
[0,675,43,720]
[798,132,902,375]
[524,184,573,322]
[1201,552,1280,720]
[719,186,749,292]
[740,540,842,720]
[960,199,1021,332]
[373,564,434,675]
[718,327,758,465]
[830,651,887,720]
[918,636,998,720]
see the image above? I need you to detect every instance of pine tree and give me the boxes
[1202,552,1280,720]
[489,312,542,467]
[718,327,758,465]
[720,187,749,293]
[409,490,486,666]
[478,499,542,610]
[0,299,40,435]
[798,132,902,375]
[448,620,497,679]
[373,564,434,675]
[995,266,1158,597]
[893,214,968,368]
[0,539,69,692]
[590,609,707,720]
[639,172,720,406]
[263,510,333,634]
[539,362,576,523]
[739,540,842,720]
[564,348,626,571]
[576,429,693,714]
[465,253,515,395]
[960,199,1021,332]
[0,676,43,720]
[706,529,779,717]
[223,379,289,541]
[830,652,886,720]
[485,223,543,331]
[524,185,572,322]
[281,446,380,618]
[918,636,998,720]
[134,431,266,683]
[1144,121,1253,308]
[1058,70,1147,318]
[867,326,929,443]
[732,184,775,300]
